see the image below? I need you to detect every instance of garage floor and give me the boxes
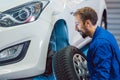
[106,0,120,48]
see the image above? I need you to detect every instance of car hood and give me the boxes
[0,0,33,12]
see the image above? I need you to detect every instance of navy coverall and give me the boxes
[87,27,120,80]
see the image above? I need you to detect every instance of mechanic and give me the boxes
[73,7,120,80]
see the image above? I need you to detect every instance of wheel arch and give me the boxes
[45,19,69,74]
[49,19,69,51]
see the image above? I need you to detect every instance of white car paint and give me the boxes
[0,0,107,79]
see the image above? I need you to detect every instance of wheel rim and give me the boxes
[73,54,89,80]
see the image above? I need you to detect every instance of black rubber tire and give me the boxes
[53,46,88,80]
[101,15,107,29]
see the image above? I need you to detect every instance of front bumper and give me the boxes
[0,16,52,79]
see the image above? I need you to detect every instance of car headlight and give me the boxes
[0,0,49,27]
[0,41,30,66]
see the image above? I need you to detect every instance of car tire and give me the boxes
[101,15,107,29]
[53,46,89,80]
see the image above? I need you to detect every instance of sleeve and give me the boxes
[90,40,112,80]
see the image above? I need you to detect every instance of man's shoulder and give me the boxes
[89,38,110,52]
[96,27,115,43]
[98,27,113,37]
[93,38,110,46]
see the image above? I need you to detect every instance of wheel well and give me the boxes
[49,19,69,51]
[101,9,107,29]
[45,19,70,74]
[103,9,107,22]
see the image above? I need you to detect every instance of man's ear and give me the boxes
[85,20,91,28]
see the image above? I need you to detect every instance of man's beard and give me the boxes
[78,30,88,38]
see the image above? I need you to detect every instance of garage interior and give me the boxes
[106,0,120,48]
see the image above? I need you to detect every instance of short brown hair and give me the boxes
[73,7,98,25]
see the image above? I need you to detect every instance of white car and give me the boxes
[0,0,107,79]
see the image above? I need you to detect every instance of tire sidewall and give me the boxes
[53,46,87,80]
